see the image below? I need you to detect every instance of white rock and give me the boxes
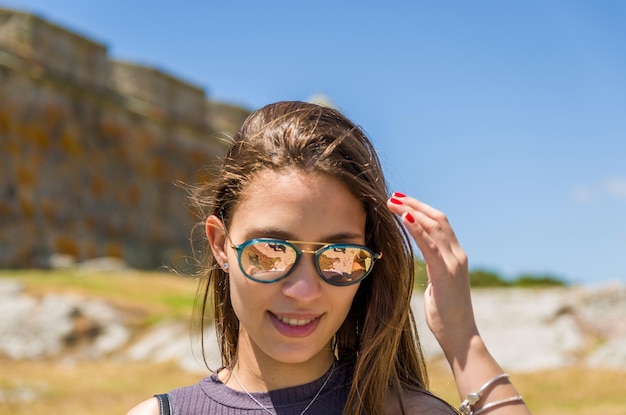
[413,288,590,372]
[125,321,217,373]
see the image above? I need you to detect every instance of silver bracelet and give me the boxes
[459,373,510,415]
[473,396,524,415]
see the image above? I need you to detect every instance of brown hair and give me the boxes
[190,101,428,414]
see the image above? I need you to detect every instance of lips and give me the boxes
[270,312,321,337]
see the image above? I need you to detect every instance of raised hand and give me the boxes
[387,191,478,353]
[387,192,531,415]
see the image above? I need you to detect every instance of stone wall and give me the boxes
[0,8,250,269]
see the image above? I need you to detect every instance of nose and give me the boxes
[281,253,323,301]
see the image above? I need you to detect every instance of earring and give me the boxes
[223,263,229,272]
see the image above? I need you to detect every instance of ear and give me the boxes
[206,214,229,270]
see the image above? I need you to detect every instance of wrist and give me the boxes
[440,328,482,367]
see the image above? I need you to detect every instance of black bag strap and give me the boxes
[154,394,171,415]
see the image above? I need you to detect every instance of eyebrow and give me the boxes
[243,227,364,243]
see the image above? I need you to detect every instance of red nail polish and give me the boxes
[393,191,406,198]
[405,212,415,223]
[390,197,403,205]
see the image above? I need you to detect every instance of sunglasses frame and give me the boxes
[229,238,382,286]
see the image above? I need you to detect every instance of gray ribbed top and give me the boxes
[167,363,351,414]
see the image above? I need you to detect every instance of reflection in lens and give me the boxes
[319,246,372,284]
[241,241,296,280]
[237,240,377,284]
[268,242,287,253]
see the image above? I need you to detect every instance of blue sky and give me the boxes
[4,0,625,285]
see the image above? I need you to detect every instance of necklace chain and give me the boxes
[230,361,336,415]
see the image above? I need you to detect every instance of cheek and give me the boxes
[228,272,272,321]
[226,257,248,311]
[228,274,249,317]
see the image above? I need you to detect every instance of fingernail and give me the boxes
[393,191,406,198]
[404,212,415,223]
[390,197,403,205]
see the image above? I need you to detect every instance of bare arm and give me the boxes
[126,397,160,415]
[387,193,531,415]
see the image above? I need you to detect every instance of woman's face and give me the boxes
[222,169,366,368]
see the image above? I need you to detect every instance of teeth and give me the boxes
[279,316,314,326]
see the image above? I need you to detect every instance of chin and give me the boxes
[267,344,332,366]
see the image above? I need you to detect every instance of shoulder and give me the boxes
[386,387,458,415]
[125,378,209,415]
[126,397,159,415]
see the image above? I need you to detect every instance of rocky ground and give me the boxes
[414,285,626,372]
[1,279,625,374]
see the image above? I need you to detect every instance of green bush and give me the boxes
[413,261,567,289]
[469,269,511,287]
[512,274,567,288]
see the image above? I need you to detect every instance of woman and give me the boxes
[128,101,530,414]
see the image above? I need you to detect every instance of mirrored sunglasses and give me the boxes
[230,238,382,286]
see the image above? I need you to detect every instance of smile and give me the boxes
[269,312,322,337]
[277,316,316,326]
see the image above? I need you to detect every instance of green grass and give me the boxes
[0,269,198,324]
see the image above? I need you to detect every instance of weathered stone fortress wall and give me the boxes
[0,8,250,269]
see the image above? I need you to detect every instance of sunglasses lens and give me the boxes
[237,240,378,285]
[239,240,297,281]
[318,246,374,285]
